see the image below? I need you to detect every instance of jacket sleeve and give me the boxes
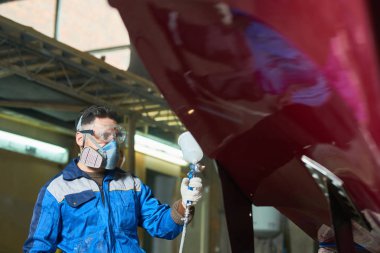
[23,186,61,253]
[137,181,183,239]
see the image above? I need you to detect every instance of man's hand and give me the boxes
[180,177,203,208]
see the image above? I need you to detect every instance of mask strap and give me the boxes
[85,134,107,158]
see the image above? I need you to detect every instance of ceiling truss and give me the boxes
[0,16,185,135]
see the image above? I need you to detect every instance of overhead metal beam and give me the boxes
[0,100,85,111]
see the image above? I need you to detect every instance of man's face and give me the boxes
[76,117,127,170]
[76,117,125,149]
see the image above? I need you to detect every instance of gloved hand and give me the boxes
[181,177,203,208]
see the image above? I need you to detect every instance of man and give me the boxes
[23,105,203,253]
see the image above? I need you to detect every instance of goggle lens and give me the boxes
[81,125,127,144]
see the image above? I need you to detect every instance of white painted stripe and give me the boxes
[109,175,141,192]
[47,175,98,202]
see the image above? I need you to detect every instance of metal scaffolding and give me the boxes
[0,15,185,136]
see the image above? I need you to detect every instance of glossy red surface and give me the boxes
[110,0,380,245]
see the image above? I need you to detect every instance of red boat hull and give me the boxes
[110,0,380,250]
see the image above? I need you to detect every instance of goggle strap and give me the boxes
[82,134,86,149]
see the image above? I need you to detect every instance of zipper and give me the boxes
[100,185,105,204]
[100,175,105,204]
[89,178,105,205]
[86,175,113,250]
[102,175,115,251]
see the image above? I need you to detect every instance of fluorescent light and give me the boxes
[0,129,185,166]
[0,130,69,164]
[134,133,187,166]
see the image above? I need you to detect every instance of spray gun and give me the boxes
[177,131,204,253]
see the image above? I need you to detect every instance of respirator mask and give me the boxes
[77,119,127,170]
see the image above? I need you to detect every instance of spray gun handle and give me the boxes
[187,163,197,190]
[185,163,201,205]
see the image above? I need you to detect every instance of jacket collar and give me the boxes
[62,158,89,180]
[62,158,126,180]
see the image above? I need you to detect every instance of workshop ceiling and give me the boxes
[0,16,185,138]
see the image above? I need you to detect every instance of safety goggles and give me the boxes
[79,124,127,144]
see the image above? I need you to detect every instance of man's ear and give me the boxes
[76,132,84,147]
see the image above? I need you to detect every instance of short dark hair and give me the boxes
[76,105,121,130]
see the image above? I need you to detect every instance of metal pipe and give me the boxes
[127,113,136,174]
[54,0,62,40]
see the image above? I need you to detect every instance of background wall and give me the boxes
[0,112,73,253]
[0,149,62,253]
